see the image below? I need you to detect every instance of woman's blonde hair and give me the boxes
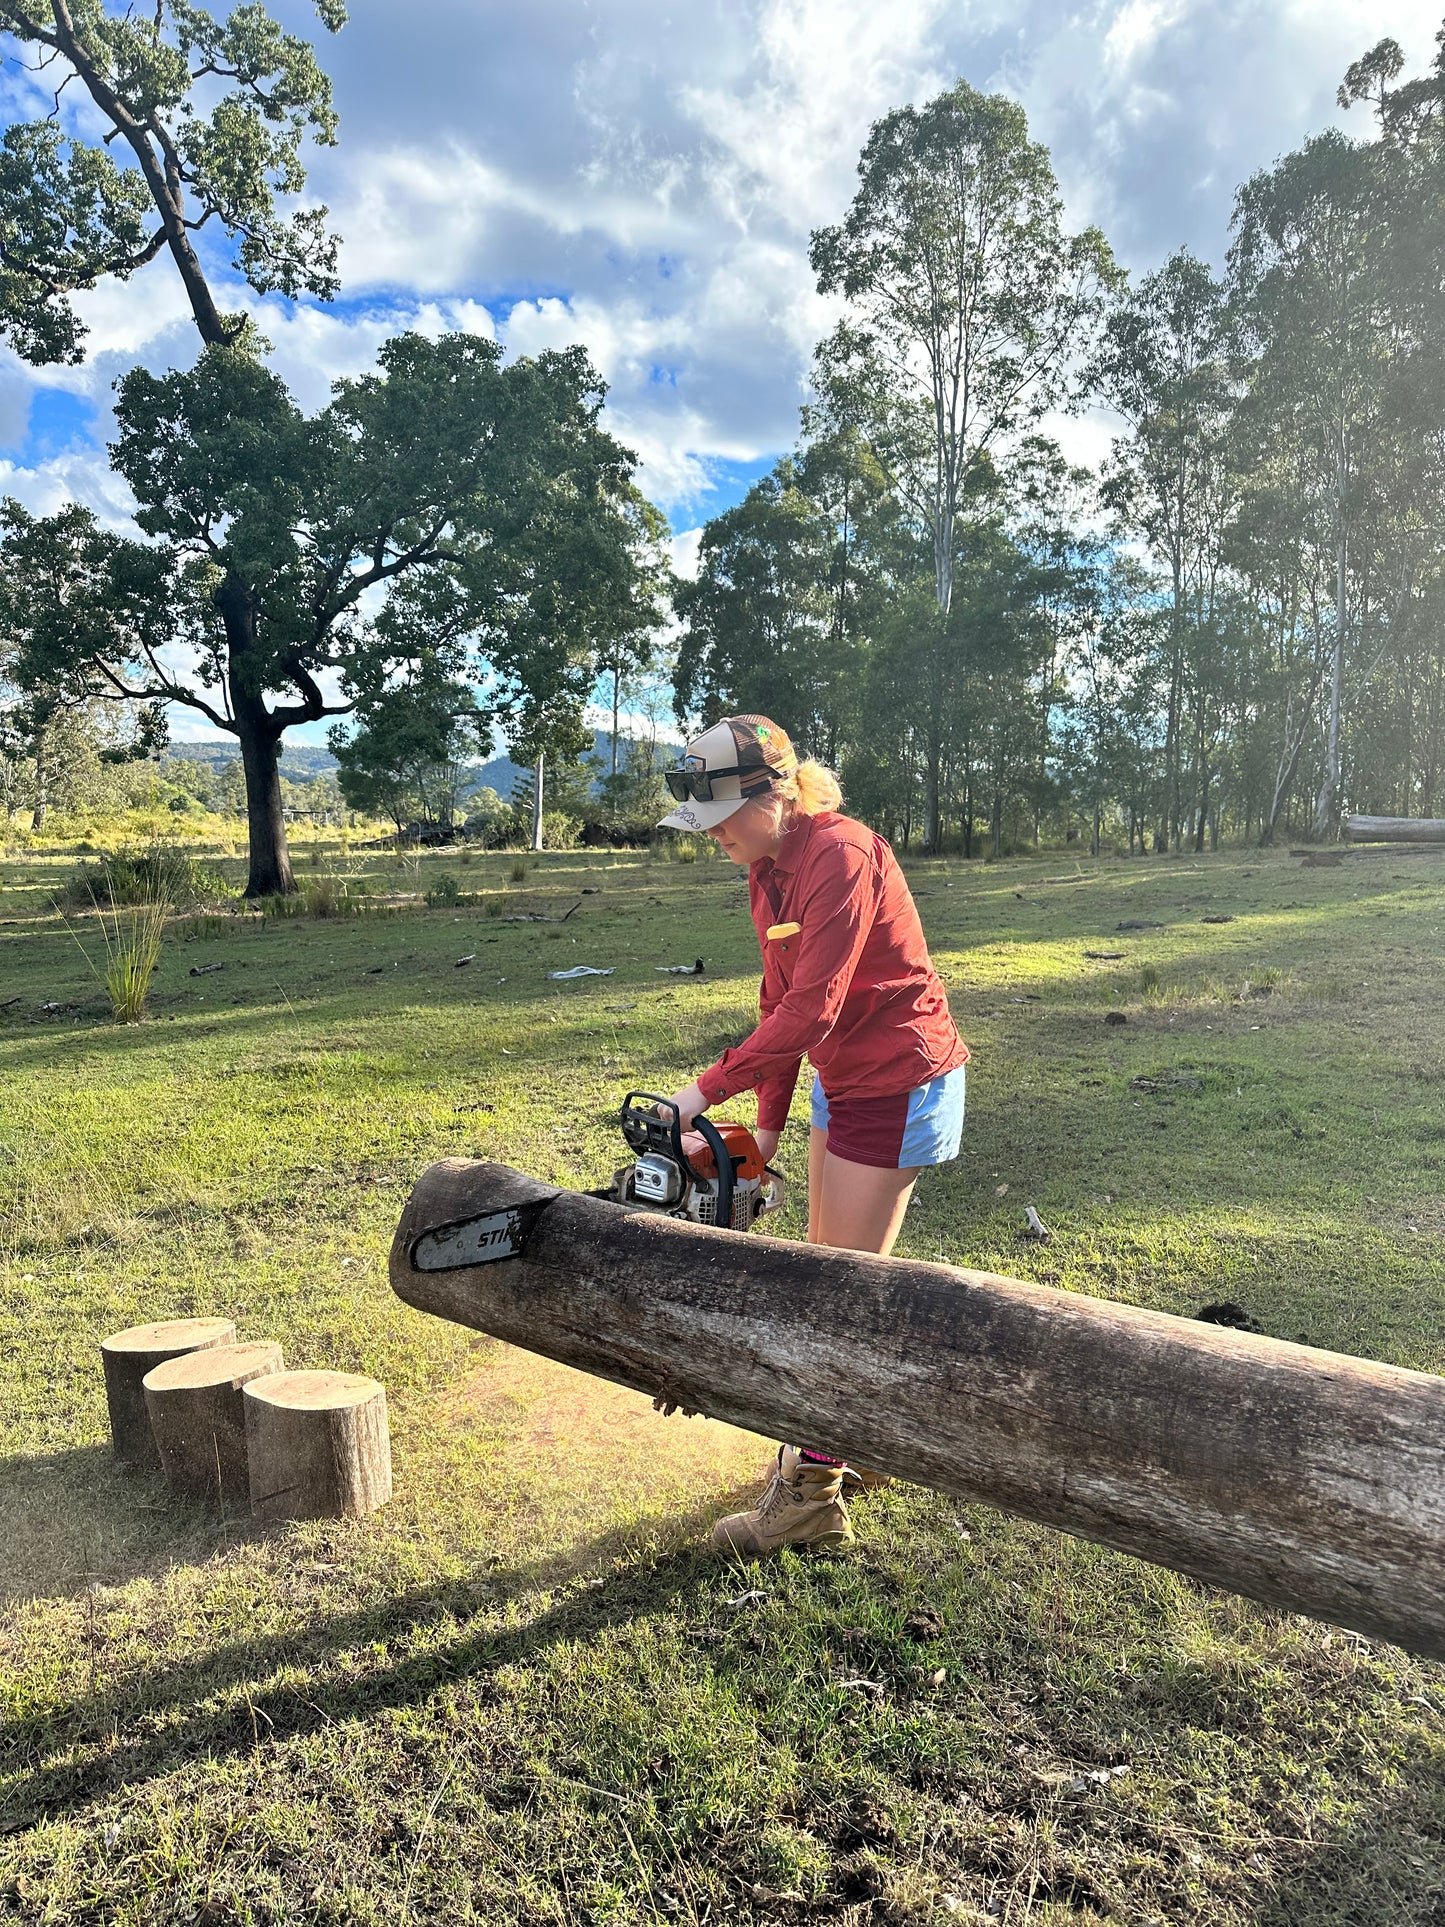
[778,757,843,816]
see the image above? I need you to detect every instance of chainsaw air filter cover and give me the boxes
[631,1151,685,1207]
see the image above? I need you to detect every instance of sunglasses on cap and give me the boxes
[664,764,776,803]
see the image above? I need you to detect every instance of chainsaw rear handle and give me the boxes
[619,1092,735,1231]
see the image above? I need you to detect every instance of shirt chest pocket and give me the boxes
[766,918,801,983]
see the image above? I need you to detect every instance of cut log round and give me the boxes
[143,1340,284,1504]
[244,1370,392,1522]
[100,1317,237,1468]
[390,1160,1445,1661]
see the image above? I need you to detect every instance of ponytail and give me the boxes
[780,757,843,816]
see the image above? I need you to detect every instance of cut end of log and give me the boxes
[245,1369,382,1412]
[142,1340,283,1395]
[102,1317,235,1356]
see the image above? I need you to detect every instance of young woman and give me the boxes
[659,713,968,1555]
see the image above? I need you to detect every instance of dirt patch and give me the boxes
[439,1343,770,1546]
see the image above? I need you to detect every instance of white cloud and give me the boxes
[0,0,1438,530]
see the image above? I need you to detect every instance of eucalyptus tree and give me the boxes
[808,79,1118,848]
[1229,128,1396,837]
[1093,249,1236,848]
[331,669,485,837]
[593,494,672,777]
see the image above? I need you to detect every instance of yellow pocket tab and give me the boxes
[766,921,802,941]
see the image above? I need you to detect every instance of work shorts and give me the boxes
[809,1064,966,1170]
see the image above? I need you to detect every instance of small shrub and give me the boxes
[425,872,462,908]
[459,848,474,867]
[509,859,528,884]
[60,845,232,911]
[484,896,507,919]
[1139,961,1161,994]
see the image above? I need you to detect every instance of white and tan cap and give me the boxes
[658,714,799,832]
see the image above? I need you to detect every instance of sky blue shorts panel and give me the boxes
[810,1064,966,1168]
[899,1064,966,1166]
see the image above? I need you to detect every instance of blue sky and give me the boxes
[0,0,1439,740]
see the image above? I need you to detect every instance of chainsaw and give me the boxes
[607,1092,786,1231]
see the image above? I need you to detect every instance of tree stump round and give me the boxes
[143,1340,285,1505]
[244,1370,392,1522]
[100,1317,237,1468]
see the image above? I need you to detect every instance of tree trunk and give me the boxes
[100,1317,238,1468]
[1313,480,1348,839]
[236,716,294,897]
[390,1161,1445,1660]
[244,1370,392,1520]
[531,754,545,851]
[143,1339,284,1503]
[218,575,297,897]
[29,731,46,833]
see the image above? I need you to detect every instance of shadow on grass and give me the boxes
[1254,1747,1445,1926]
[0,1491,751,1833]
[0,1446,249,1609]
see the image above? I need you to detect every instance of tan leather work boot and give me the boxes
[710,1450,853,1557]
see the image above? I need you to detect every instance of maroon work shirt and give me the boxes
[697,810,968,1133]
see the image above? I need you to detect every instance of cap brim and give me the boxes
[656,794,747,833]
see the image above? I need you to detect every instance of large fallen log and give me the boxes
[1346,813,1445,843]
[390,1160,1445,1660]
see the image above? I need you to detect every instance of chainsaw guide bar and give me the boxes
[409,1200,549,1272]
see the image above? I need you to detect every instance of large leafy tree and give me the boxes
[0,0,345,362]
[673,460,855,751]
[0,334,661,892]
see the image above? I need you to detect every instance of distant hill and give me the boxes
[168,741,340,779]
[166,729,679,797]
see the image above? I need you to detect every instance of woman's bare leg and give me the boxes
[808,1128,920,1257]
[807,1126,828,1243]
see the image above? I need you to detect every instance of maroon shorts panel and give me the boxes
[813,1086,911,1168]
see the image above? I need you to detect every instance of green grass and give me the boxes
[2,839,1443,1924]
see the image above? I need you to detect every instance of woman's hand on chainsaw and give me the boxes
[753,1127,781,1164]
[667,1080,709,1131]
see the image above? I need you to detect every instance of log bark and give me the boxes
[390,1160,1445,1660]
[143,1340,284,1504]
[1346,814,1445,843]
[100,1318,238,1468]
[244,1370,392,1521]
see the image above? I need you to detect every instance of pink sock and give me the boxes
[799,1448,844,1466]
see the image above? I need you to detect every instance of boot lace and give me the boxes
[752,1473,796,1522]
